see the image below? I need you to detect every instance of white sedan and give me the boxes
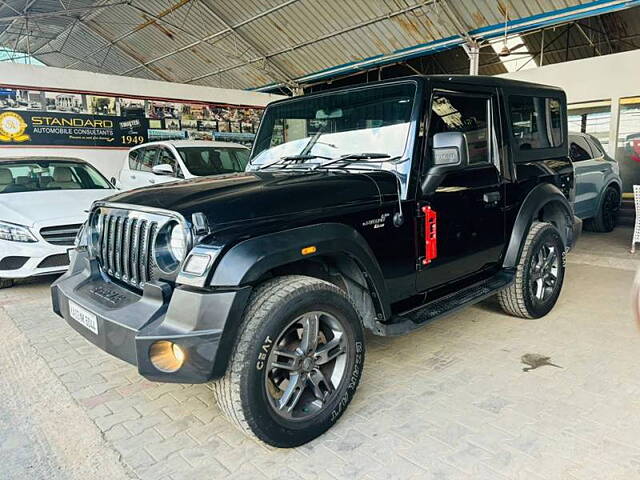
[116,140,249,190]
[0,157,116,288]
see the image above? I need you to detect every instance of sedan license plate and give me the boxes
[68,301,98,335]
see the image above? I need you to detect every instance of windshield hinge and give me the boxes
[191,212,210,235]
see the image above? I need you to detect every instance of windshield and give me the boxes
[250,82,417,168]
[0,160,111,194]
[177,147,249,176]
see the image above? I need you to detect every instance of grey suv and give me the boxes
[569,132,622,232]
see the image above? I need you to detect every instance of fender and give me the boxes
[210,223,392,319]
[503,183,574,269]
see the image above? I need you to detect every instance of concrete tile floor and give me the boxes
[2,227,640,479]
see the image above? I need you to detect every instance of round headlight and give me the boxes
[154,221,188,273]
[169,223,186,262]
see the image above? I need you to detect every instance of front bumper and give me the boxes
[51,249,251,383]
[0,238,70,279]
[569,215,582,250]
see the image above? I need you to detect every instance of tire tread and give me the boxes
[210,275,357,443]
[497,221,549,319]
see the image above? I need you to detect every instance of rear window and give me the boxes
[509,96,562,150]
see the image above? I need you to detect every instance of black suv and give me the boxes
[52,76,581,448]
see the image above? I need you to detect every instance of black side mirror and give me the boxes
[421,132,469,195]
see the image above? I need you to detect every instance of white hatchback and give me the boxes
[0,157,116,288]
[116,140,250,190]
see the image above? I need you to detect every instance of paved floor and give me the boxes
[2,227,640,479]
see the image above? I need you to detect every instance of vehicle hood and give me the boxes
[106,171,397,226]
[0,189,116,227]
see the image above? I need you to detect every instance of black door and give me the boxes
[416,88,506,293]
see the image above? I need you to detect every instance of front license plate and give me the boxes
[68,301,98,335]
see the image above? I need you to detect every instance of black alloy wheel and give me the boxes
[265,311,348,421]
[212,275,365,448]
[600,187,620,232]
[529,241,560,305]
[497,222,565,319]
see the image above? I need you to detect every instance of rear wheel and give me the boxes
[211,275,365,448]
[498,222,565,319]
[587,185,620,233]
[0,278,14,289]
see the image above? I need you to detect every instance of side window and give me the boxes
[218,150,234,170]
[156,148,177,171]
[510,96,562,150]
[139,148,157,172]
[586,136,605,158]
[569,135,593,162]
[128,149,140,170]
[430,93,490,164]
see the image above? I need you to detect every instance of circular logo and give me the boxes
[0,112,30,142]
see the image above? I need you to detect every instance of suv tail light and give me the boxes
[422,206,437,265]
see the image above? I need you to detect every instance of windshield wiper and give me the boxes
[258,154,332,171]
[315,152,396,169]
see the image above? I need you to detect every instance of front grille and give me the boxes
[40,224,82,246]
[0,256,29,270]
[37,253,70,269]
[95,211,160,289]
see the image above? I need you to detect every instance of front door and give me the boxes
[416,88,506,293]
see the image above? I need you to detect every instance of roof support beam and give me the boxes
[61,0,193,69]
[0,1,128,23]
[195,0,297,88]
[184,0,439,85]
[119,0,301,77]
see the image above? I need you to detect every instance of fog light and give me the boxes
[149,341,185,373]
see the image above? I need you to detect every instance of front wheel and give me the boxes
[211,275,365,448]
[498,222,565,319]
[0,278,14,289]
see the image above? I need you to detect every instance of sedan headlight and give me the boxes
[0,220,37,243]
[154,221,188,273]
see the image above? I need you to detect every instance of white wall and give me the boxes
[0,64,285,179]
[500,49,640,153]
[0,63,283,107]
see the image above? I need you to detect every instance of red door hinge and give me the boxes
[422,206,437,265]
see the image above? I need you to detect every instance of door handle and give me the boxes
[483,191,501,203]
[148,179,155,184]
[131,175,136,179]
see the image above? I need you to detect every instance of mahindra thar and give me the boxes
[52,75,581,447]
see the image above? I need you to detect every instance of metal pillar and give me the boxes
[463,40,480,75]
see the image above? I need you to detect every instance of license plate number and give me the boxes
[69,301,98,335]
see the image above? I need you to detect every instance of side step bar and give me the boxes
[374,270,515,336]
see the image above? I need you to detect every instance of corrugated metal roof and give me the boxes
[0,0,638,90]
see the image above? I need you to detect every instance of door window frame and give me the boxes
[423,87,502,176]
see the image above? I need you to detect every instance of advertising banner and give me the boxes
[0,110,148,148]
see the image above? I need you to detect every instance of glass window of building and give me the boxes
[568,100,611,153]
[617,97,640,193]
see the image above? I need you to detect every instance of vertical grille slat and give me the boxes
[123,218,131,282]
[94,209,164,290]
[115,217,123,278]
[100,214,108,266]
[130,219,140,286]
[108,216,117,274]
[139,220,148,286]
[147,223,158,282]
